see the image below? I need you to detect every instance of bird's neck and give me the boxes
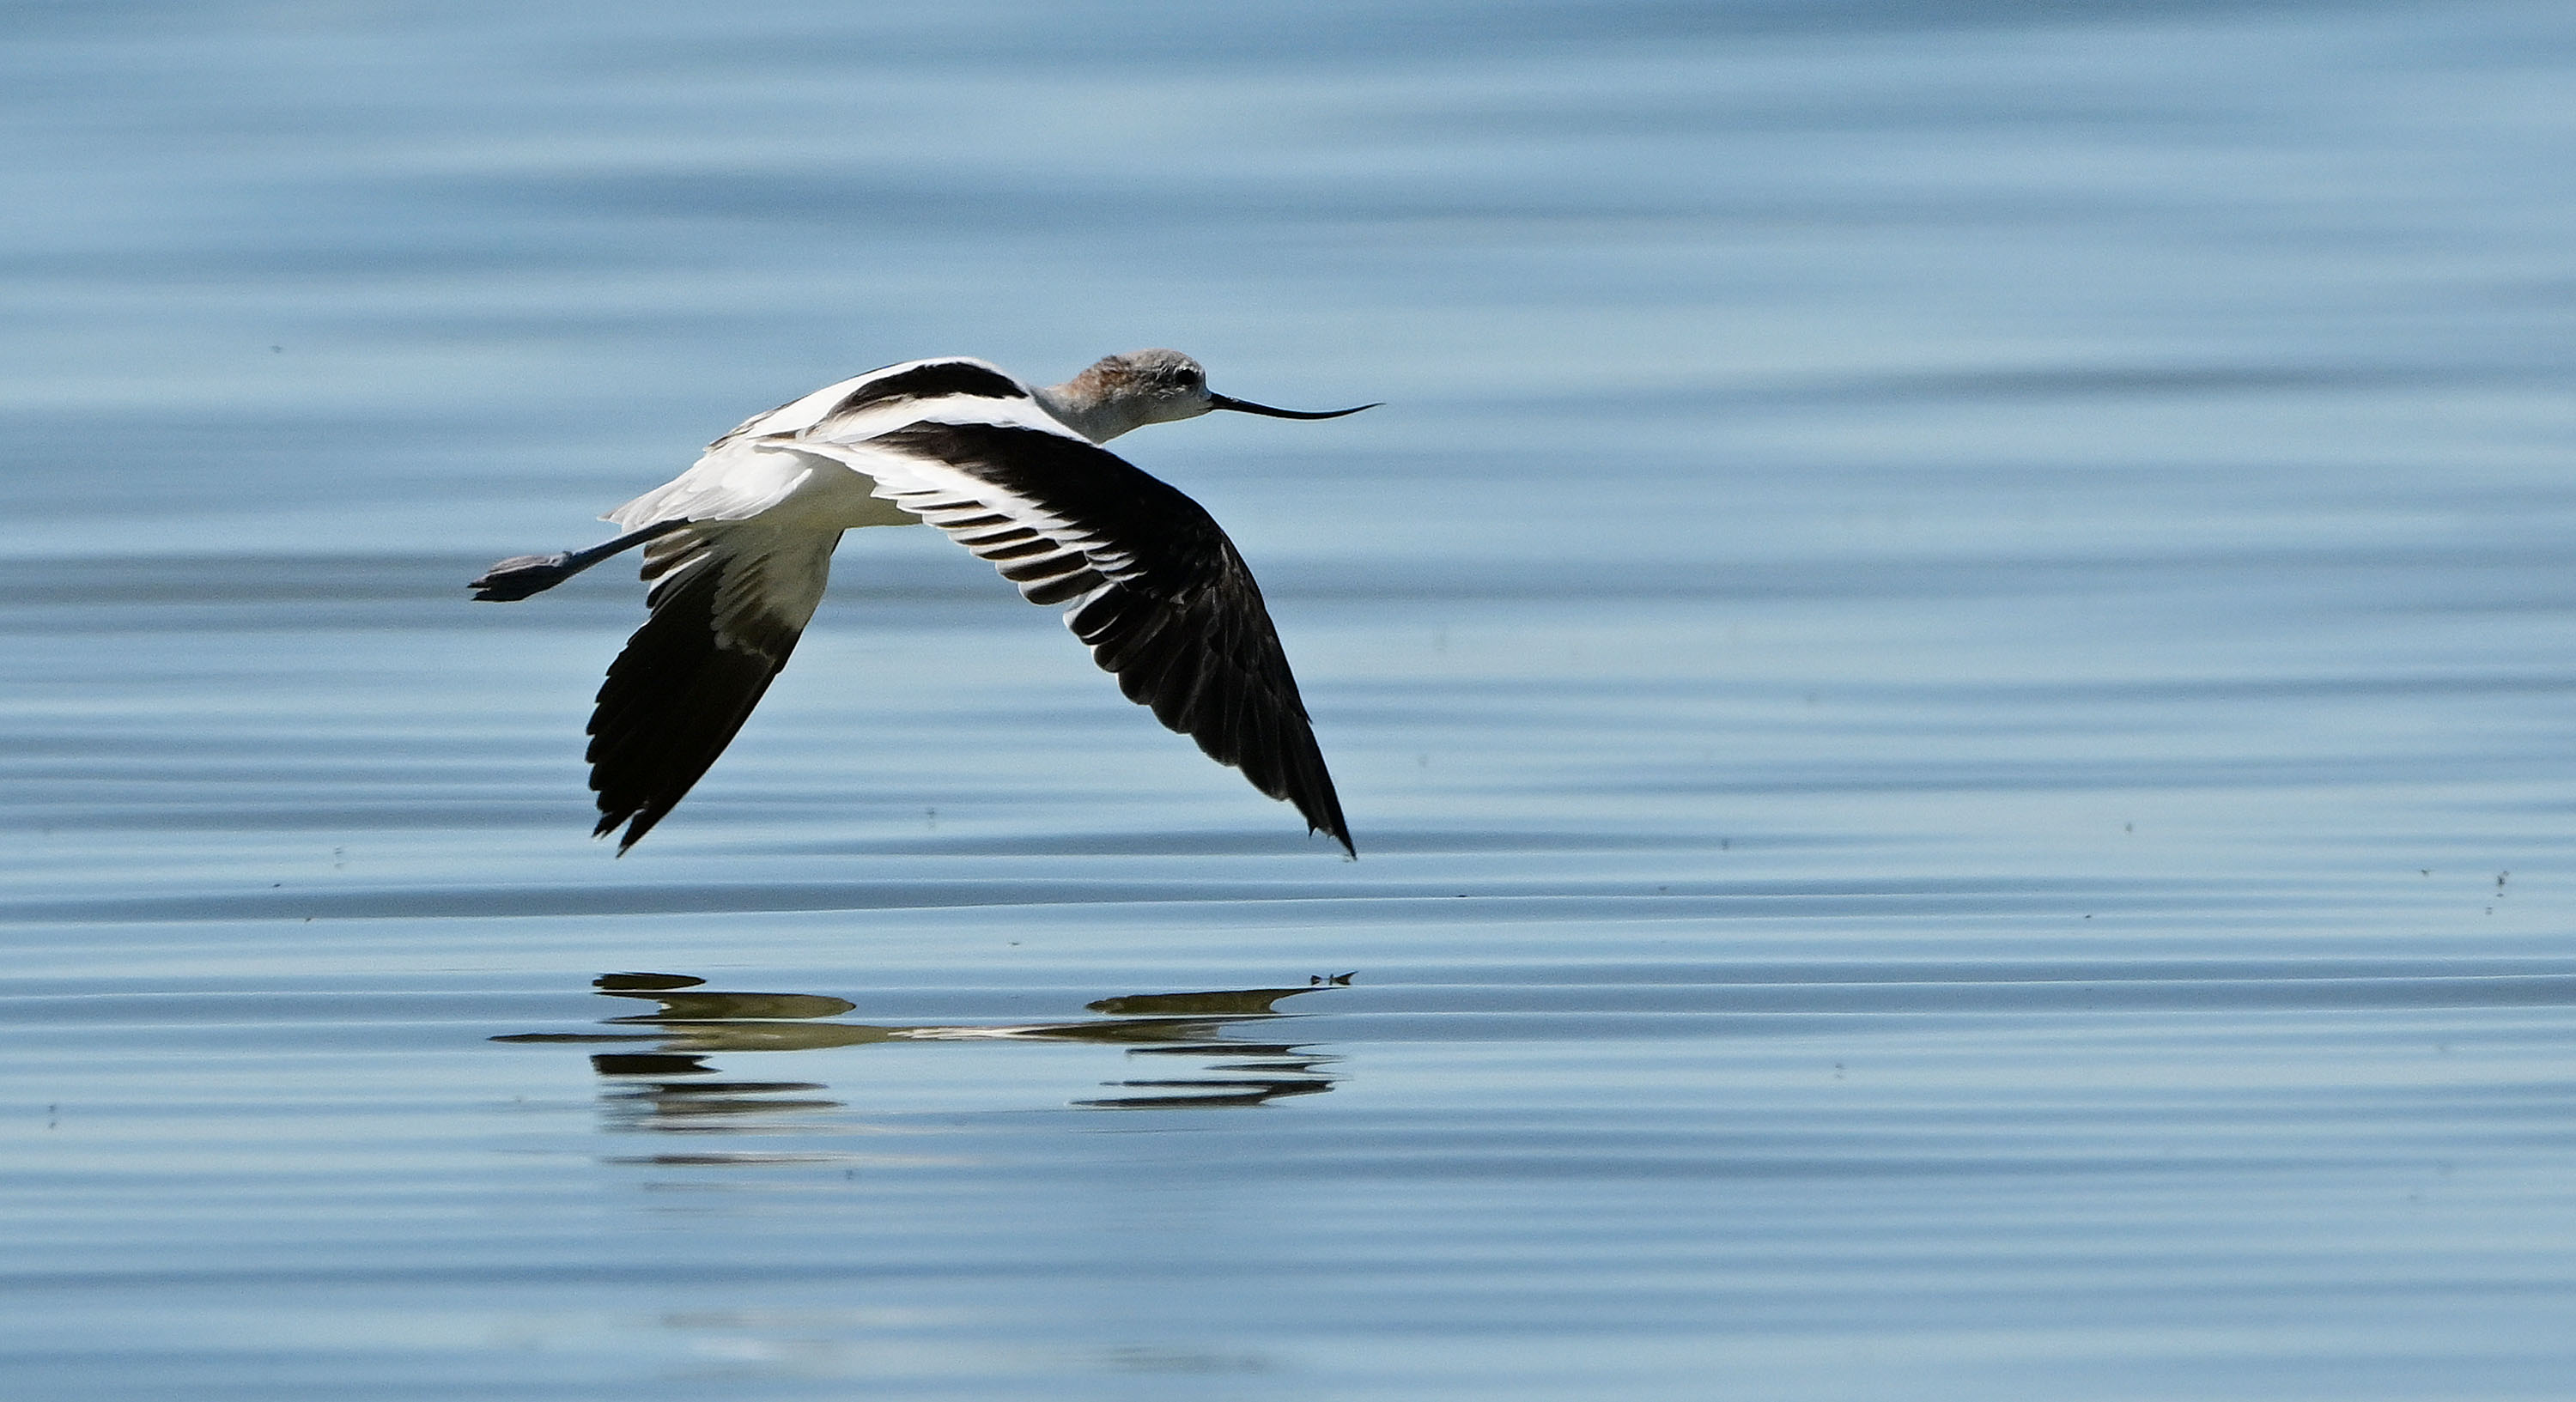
[1032,375,1138,444]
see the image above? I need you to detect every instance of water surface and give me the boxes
[8,2,2576,1397]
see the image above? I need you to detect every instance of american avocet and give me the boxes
[471,350,1373,855]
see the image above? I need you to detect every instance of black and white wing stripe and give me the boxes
[849,420,1352,854]
[717,356,1032,444]
[609,360,1036,532]
[586,522,836,851]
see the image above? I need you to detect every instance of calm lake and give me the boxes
[8,1,2576,1397]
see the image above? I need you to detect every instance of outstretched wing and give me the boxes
[586,521,837,850]
[834,420,1353,854]
[607,358,1036,531]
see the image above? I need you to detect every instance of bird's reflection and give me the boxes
[495,972,1347,1127]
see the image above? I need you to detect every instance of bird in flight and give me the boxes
[471,349,1373,855]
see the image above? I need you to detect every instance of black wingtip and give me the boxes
[590,814,654,850]
[578,533,809,859]
[595,800,668,853]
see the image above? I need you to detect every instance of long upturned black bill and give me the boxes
[1208,391,1381,420]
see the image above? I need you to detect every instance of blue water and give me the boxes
[9,1,2576,1397]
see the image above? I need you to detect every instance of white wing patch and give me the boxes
[606,439,816,531]
[699,524,836,655]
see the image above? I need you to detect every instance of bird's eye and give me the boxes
[1176,367,1203,387]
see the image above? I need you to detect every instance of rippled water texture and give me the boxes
[8,2,2576,1397]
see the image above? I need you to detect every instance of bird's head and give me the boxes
[1048,349,1377,442]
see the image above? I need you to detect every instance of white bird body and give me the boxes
[473,350,1373,854]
